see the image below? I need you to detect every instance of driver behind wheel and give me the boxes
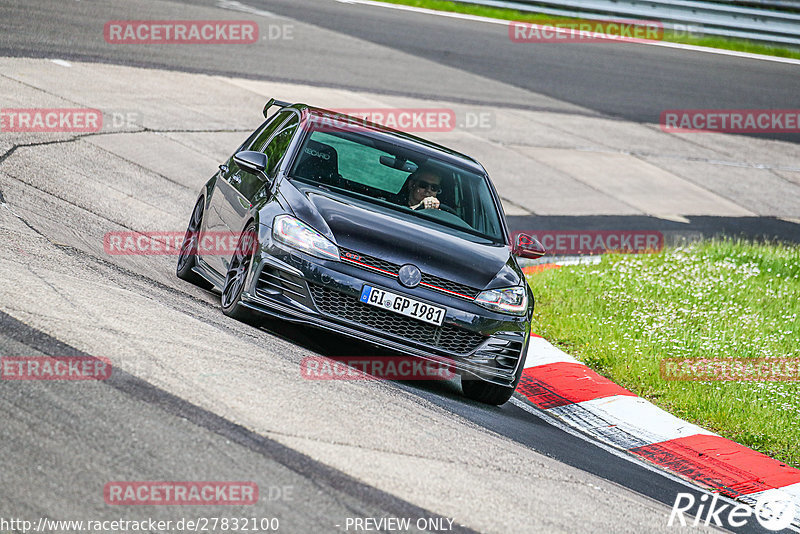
[406,167,442,210]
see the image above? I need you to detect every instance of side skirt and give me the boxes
[193,259,226,292]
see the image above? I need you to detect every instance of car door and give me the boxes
[203,110,295,275]
[214,111,302,275]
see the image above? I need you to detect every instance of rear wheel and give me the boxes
[176,197,212,289]
[221,223,258,323]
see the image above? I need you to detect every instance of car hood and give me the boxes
[279,182,521,291]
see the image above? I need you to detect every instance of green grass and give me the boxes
[526,239,800,468]
[375,0,800,60]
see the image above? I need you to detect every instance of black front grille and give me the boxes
[309,284,485,355]
[420,272,479,299]
[339,248,480,300]
[341,249,399,275]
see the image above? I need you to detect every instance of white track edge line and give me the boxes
[549,394,717,446]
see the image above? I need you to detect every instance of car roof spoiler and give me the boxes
[263,98,293,117]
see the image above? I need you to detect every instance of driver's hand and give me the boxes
[419,196,439,210]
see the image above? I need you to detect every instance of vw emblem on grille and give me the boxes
[398,264,422,288]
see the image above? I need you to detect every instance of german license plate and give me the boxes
[359,285,445,326]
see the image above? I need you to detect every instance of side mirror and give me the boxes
[512,233,546,259]
[234,151,269,178]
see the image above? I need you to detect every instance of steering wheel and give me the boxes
[420,203,458,216]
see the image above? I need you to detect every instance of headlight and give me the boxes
[272,215,339,260]
[475,286,528,315]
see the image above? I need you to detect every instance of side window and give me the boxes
[248,110,294,152]
[264,116,300,177]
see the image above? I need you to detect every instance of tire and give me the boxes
[221,223,258,323]
[461,378,516,406]
[176,197,213,289]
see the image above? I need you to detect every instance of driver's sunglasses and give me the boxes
[415,180,442,194]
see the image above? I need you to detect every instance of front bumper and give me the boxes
[240,238,531,387]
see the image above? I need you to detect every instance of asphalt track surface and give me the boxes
[0,311,479,534]
[0,0,797,533]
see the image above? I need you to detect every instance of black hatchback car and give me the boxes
[177,99,545,405]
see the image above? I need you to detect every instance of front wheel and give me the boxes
[461,378,516,405]
[221,223,258,323]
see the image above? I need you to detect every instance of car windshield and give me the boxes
[288,122,504,243]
